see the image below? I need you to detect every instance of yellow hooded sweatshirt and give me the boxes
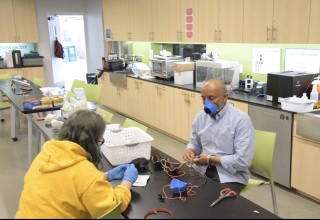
[15,139,131,219]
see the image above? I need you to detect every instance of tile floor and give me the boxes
[0,108,320,219]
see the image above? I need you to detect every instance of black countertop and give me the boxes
[104,69,288,113]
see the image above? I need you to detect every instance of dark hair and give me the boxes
[56,109,106,169]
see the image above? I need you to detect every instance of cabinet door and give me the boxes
[243,0,273,43]
[104,0,129,41]
[273,0,310,43]
[103,0,115,41]
[0,0,16,42]
[12,0,38,42]
[308,0,320,43]
[147,83,174,134]
[126,78,150,121]
[24,67,44,86]
[151,0,166,42]
[104,74,117,109]
[180,0,199,42]
[172,89,203,142]
[228,99,248,113]
[218,0,244,43]
[292,137,320,200]
[164,0,181,42]
[129,0,152,41]
[198,0,219,42]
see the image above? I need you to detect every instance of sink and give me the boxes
[297,112,320,141]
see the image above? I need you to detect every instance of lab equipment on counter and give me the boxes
[173,62,195,85]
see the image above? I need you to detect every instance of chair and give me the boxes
[98,202,122,219]
[67,79,86,101]
[82,83,102,104]
[32,77,43,87]
[96,107,113,123]
[0,74,11,122]
[241,130,278,215]
[123,117,148,132]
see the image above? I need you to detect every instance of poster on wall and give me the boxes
[284,48,320,73]
[252,48,281,74]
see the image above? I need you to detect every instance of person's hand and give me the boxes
[183,149,196,163]
[123,164,138,184]
[107,164,129,182]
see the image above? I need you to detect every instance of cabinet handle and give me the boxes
[229,101,234,106]
[190,93,195,98]
[149,32,153,41]
[214,29,218,41]
[272,27,277,42]
[266,27,271,42]
[161,86,166,91]
[218,29,221,41]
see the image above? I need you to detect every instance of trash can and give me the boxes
[86,73,98,84]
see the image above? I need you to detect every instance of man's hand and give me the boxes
[183,149,196,163]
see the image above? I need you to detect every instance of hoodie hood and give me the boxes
[38,140,88,173]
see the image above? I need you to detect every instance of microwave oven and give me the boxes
[195,60,240,90]
[150,57,183,79]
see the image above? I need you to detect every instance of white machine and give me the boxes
[195,60,240,90]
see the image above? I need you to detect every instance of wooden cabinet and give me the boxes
[150,0,166,42]
[198,0,243,43]
[0,0,38,43]
[145,83,174,134]
[172,88,202,142]
[128,0,153,41]
[3,67,44,86]
[198,0,219,42]
[243,0,274,43]
[308,0,320,43]
[103,0,129,41]
[98,72,108,106]
[102,73,129,113]
[179,0,199,42]
[243,0,310,43]
[126,78,150,122]
[291,115,320,201]
[228,99,248,113]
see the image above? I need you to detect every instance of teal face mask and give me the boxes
[170,178,188,193]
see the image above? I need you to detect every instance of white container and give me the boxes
[174,70,193,85]
[101,127,154,166]
[280,97,315,113]
[132,62,151,76]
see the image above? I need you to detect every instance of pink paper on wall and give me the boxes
[186,15,193,23]
[186,23,193,31]
[186,31,193,39]
[186,8,193,16]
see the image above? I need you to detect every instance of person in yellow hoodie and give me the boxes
[15,109,138,218]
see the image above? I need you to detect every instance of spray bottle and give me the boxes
[310,75,320,103]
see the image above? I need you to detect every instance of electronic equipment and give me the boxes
[266,71,315,103]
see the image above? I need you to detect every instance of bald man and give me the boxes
[183,79,255,193]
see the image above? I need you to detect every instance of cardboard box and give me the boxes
[23,98,41,110]
[173,62,194,72]
[174,70,194,85]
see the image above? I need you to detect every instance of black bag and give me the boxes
[54,37,65,59]
[107,58,124,71]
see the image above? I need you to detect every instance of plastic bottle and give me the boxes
[301,93,308,100]
[310,80,319,103]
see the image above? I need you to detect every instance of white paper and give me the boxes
[284,48,320,73]
[133,175,150,187]
[252,48,281,74]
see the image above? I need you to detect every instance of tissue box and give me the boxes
[41,97,53,108]
[173,62,194,85]
[174,71,194,85]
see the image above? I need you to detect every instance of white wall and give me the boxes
[35,0,104,86]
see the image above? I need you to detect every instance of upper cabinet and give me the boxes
[103,0,129,41]
[199,0,243,43]
[243,0,310,43]
[218,0,244,43]
[0,0,38,43]
[198,0,219,43]
[308,0,320,43]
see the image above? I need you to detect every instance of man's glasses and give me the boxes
[97,137,105,146]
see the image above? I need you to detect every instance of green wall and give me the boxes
[128,42,320,82]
